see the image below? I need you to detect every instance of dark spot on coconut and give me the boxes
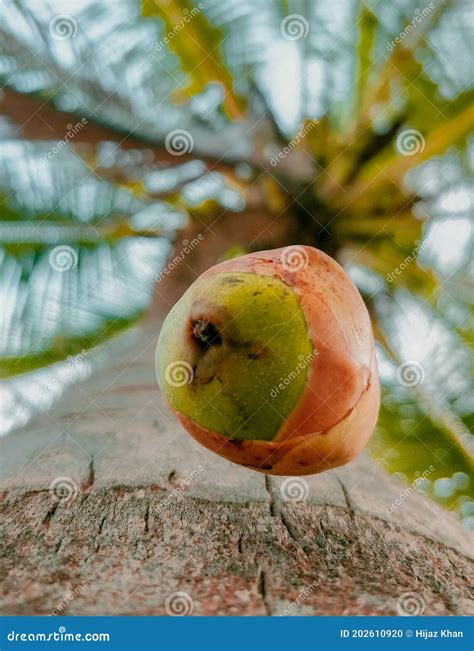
[248,345,268,360]
[192,319,222,351]
[222,277,244,285]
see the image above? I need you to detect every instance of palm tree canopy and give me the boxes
[0,0,472,523]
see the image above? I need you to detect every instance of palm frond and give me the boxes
[0,140,244,376]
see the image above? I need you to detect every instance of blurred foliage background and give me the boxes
[0,0,472,526]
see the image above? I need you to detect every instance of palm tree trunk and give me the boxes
[0,225,472,615]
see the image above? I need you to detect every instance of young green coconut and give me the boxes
[156,246,380,475]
